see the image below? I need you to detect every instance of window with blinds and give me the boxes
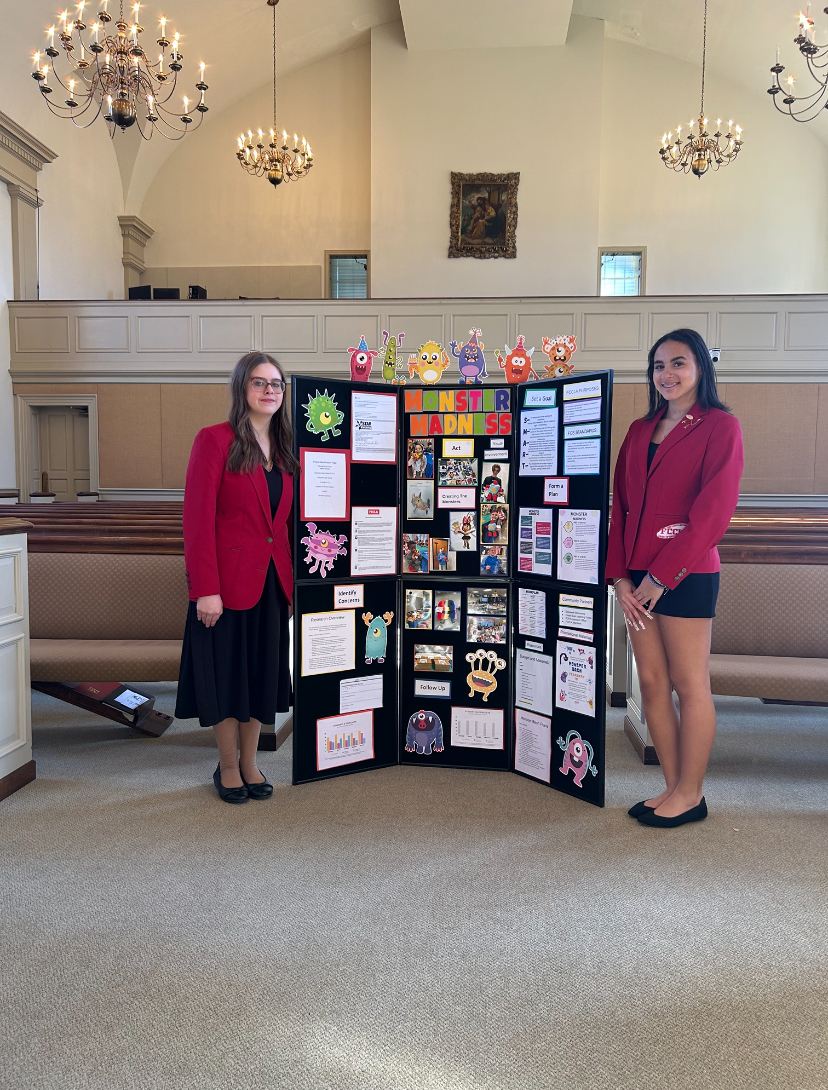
[329,254,369,299]
[599,251,644,296]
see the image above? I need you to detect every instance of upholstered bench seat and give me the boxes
[27,551,189,684]
[710,654,828,703]
[711,563,827,703]
[30,640,182,682]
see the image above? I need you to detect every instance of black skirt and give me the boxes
[629,569,719,619]
[175,561,292,727]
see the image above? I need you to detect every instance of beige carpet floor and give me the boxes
[1,688,827,1090]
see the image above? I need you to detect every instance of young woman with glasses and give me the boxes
[607,329,743,828]
[176,352,298,803]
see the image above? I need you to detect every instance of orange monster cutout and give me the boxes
[541,335,578,378]
[494,334,538,384]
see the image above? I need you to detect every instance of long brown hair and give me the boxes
[226,352,299,475]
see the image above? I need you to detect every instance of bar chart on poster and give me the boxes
[291,370,612,807]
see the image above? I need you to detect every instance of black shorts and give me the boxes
[628,570,719,619]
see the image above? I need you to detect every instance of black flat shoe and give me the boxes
[627,800,657,818]
[637,797,707,828]
[240,769,273,800]
[213,764,249,804]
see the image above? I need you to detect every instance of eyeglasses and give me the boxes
[249,379,286,392]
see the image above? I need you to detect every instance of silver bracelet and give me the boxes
[646,572,667,591]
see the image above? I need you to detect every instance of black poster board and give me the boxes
[291,372,612,806]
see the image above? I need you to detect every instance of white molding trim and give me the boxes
[98,487,184,501]
[0,110,57,173]
[14,395,99,503]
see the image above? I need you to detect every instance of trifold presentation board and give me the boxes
[291,371,613,807]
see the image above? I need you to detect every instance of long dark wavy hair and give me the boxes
[645,328,730,420]
[226,352,299,475]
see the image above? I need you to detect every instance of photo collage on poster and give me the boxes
[402,386,513,578]
[402,579,510,760]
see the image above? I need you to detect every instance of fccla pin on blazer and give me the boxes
[657,523,687,540]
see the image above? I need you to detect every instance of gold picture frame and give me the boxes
[448,172,519,259]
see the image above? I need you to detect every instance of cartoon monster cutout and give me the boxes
[494,334,538,384]
[381,329,407,385]
[300,522,347,577]
[405,709,444,755]
[541,335,578,378]
[304,390,344,442]
[556,730,597,788]
[450,328,488,385]
[363,611,394,664]
[465,649,507,702]
[408,340,451,386]
[347,336,379,383]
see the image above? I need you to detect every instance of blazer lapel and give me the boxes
[648,402,706,477]
[251,466,271,525]
[273,470,293,527]
[638,410,664,484]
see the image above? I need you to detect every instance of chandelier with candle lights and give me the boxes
[659,0,743,177]
[30,0,208,139]
[768,5,828,122]
[236,0,313,187]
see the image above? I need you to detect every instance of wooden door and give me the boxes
[36,407,90,501]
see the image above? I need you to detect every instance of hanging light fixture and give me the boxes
[236,0,313,187]
[767,5,828,121]
[659,0,743,177]
[30,1,208,139]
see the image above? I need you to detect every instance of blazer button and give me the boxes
[267,536,273,543]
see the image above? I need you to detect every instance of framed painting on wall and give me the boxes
[448,172,519,259]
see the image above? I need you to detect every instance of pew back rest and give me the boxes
[712,563,826,658]
[28,552,189,641]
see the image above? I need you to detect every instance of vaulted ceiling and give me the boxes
[10,0,815,211]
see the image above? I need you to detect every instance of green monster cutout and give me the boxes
[381,329,407,385]
[303,389,344,441]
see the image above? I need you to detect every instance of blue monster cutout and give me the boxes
[405,709,444,755]
[362,611,394,664]
[449,327,488,385]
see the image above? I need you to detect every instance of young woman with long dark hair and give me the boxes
[176,352,298,803]
[607,329,744,828]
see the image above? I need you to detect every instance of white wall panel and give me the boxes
[263,315,317,353]
[76,315,130,352]
[15,315,70,353]
[323,313,382,353]
[137,316,192,352]
[198,314,255,353]
[718,312,778,351]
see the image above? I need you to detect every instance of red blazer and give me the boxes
[183,422,294,610]
[606,404,743,588]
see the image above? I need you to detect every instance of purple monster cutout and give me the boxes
[449,328,488,385]
[301,522,348,578]
[556,730,597,789]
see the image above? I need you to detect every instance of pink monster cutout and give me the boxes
[347,336,379,382]
[301,522,348,578]
[556,730,597,788]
